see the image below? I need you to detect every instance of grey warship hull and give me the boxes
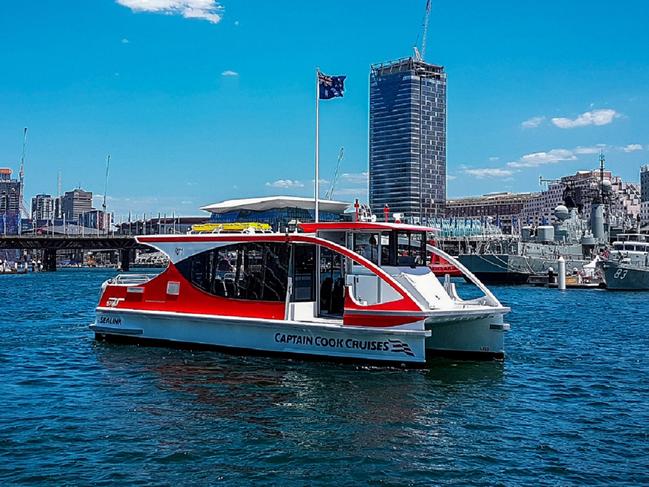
[459,253,589,285]
[600,261,649,290]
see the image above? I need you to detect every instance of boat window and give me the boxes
[380,233,392,266]
[396,231,427,267]
[292,244,316,302]
[613,243,623,250]
[353,233,380,264]
[319,247,345,316]
[176,242,289,301]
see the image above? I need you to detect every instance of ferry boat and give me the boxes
[91,222,510,366]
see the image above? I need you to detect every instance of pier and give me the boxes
[0,235,142,271]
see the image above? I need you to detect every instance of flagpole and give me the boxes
[315,68,320,223]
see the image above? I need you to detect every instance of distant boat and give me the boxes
[599,233,649,290]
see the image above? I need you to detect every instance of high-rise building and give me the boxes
[0,168,22,234]
[0,168,21,215]
[369,57,447,223]
[62,188,92,221]
[31,193,54,221]
[641,165,649,226]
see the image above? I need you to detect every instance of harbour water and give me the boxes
[1,270,648,485]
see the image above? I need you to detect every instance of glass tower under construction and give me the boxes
[369,58,447,223]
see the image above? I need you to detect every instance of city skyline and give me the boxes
[1,0,648,216]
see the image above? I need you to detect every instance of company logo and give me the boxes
[274,333,415,357]
[175,247,184,256]
[387,339,415,357]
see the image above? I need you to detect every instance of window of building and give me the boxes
[176,242,289,302]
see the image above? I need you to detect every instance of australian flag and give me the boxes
[318,72,346,99]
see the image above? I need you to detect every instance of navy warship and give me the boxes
[457,157,614,284]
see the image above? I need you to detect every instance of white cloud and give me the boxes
[265,179,304,189]
[622,143,644,153]
[121,38,130,44]
[551,109,619,129]
[507,149,576,168]
[463,168,514,178]
[573,145,606,155]
[521,116,545,129]
[446,175,457,181]
[116,0,223,24]
[340,172,369,184]
[221,70,239,77]
[488,156,500,162]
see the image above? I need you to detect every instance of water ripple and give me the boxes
[1,270,648,485]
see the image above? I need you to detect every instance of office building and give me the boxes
[0,168,22,234]
[31,194,55,221]
[369,57,447,223]
[62,188,92,221]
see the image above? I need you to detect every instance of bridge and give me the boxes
[0,235,143,271]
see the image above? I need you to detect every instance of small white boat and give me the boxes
[91,221,510,366]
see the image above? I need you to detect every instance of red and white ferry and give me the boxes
[92,222,510,366]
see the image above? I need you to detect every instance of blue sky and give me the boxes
[1,0,648,217]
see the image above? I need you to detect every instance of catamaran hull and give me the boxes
[425,314,508,360]
[91,309,429,366]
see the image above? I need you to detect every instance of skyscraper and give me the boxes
[0,168,22,234]
[62,188,92,221]
[31,194,54,221]
[369,57,447,223]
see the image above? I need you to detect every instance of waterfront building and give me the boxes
[201,196,350,231]
[31,194,54,221]
[62,188,92,222]
[521,169,640,229]
[81,209,109,231]
[641,165,649,227]
[446,192,539,234]
[369,57,447,223]
[0,168,22,234]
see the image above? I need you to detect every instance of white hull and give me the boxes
[425,314,508,359]
[92,308,430,366]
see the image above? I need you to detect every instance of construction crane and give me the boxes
[103,155,110,234]
[414,0,432,61]
[325,147,344,200]
[18,127,30,220]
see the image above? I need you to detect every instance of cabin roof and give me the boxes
[298,221,438,233]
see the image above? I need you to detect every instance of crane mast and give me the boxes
[421,0,431,61]
[103,155,110,234]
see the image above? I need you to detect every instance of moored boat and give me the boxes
[599,233,649,290]
[91,221,510,365]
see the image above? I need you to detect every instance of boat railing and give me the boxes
[108,274,155,286]
[426,244,502,308]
